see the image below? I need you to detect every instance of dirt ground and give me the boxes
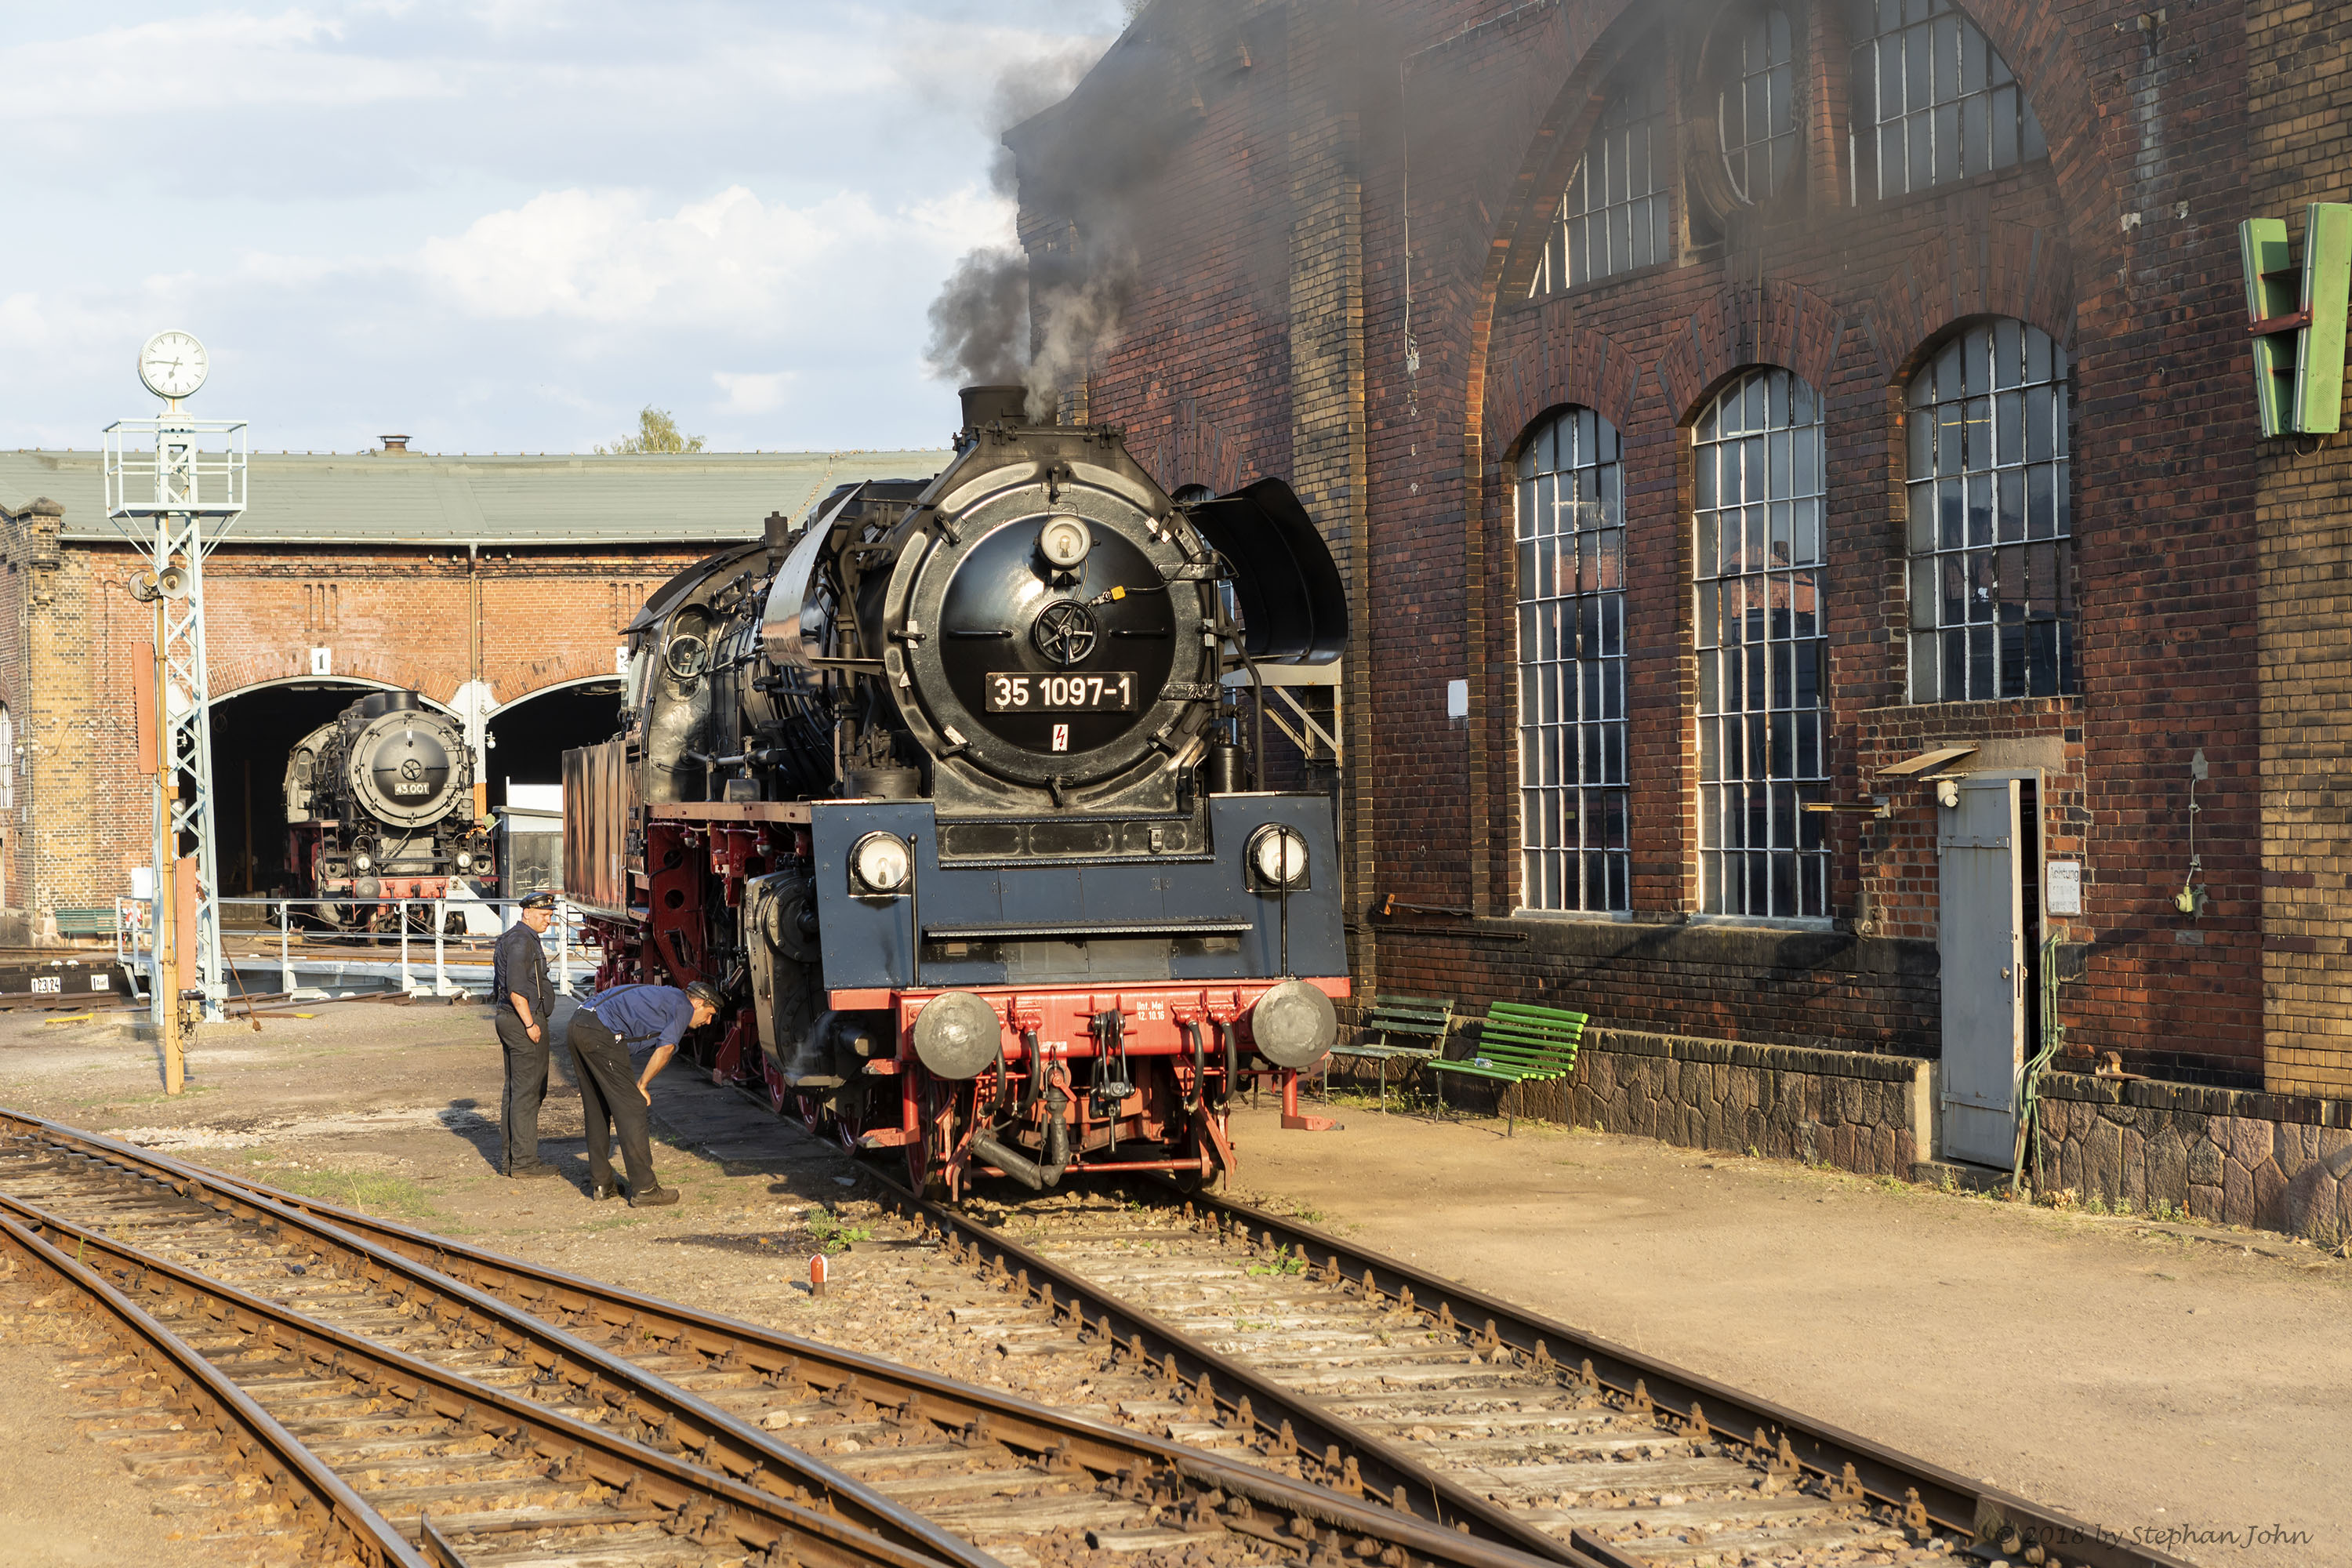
[0,1339,205,1567]
[0,996,2342,1567]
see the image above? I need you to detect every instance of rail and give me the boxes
[0,1108,989,1568]
[0,1195,959,1568]
[5,1109,1610,1568]
[0,1208,431,1568]
[1175,1184,2194,1568]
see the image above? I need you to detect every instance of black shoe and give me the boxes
[627,1185,681,1208]
[587,1180,615,1200]
[509,1162,561,1179]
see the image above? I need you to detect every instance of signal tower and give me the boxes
[103,331,247,1090]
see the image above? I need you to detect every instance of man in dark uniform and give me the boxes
[492,891,561,1178]
[564,978,720,1205]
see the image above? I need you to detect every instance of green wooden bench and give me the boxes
[1426,1001,1588,1134]
[1326,995,1455,1110]
[51,906,120,941]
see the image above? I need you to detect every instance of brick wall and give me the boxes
[1036,0,2312,1093]
[2248,0,2352,1098]
[8,527,707,916]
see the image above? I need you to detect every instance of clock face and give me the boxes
[139,331,208,400]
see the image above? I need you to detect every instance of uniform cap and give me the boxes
[685,981,724,1009]
[518,891,557,910]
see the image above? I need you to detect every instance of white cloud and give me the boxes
[0,1,1125,456]
[0,9,457,118]
[416,186,857,323]
[713,370,791,414]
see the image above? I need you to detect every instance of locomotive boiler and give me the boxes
[285,690,490,924]
[566,385,1349,1196]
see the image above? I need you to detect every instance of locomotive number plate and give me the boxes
[985,672,1138,712]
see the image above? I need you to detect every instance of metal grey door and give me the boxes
[1939,777,2024,1167]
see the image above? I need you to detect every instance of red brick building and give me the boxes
[0,444,943,942]
[1014,0,2352,1186]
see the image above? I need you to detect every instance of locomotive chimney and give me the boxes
[958,385,1035,430]
[379,434,412,454]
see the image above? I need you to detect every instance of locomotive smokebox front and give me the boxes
[347,711,463,828]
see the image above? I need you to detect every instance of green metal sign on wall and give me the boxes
[2239,202,2352,437]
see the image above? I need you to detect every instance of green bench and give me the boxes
[1427,1001,1588,1134]
[51,906,120,940]
[1326,995,1455,1110]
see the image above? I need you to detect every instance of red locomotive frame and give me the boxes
[580,808,1342,1195]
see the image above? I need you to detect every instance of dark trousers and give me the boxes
[566,1013,659,1193]
[495,1010,549,1173]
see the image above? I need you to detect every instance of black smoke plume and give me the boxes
[924,24,1182,419]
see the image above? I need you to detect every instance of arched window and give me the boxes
[1528,74,1671,295]
[1904,319,2073,702]
[1848,0,2044,201]
[1515,408,1628,913]
[1720,8,1799,205]
[1693,368,1830,919]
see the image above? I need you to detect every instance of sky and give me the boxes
[0,1,1123,457]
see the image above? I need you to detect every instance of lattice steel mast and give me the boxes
[104,333,246,1083]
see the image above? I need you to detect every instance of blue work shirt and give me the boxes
[580,984,696,1062]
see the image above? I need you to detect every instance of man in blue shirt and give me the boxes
[564,978,720,1204]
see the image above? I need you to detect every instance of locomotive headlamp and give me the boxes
[1038,515,1091,570]
[1247,824,1309,889]
[354,853,372,872]
[850,831,912,895]
[455,852,472,871]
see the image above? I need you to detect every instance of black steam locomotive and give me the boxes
[565,386,1348,1196]
[285,690,490,925]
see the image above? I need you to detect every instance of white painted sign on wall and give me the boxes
[2047,859,2082,916]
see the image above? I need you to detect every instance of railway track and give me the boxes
[0,1206,427,1566]
[0,1109,1602,1568]
[5,1095,2191,1568]
[0,1111,988,1568]
[862,1183,2187,1568]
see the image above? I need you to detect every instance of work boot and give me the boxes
[628,1185,681,1208]
[509,1162,561,1179]
[587,1181,615,1200]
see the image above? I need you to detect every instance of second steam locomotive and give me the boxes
[565,385,1349,1196]
[285,690,491,924]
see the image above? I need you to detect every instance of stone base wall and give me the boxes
[1422,1028,1933,1179]
[2036,1073,2352,1243]
[1334,1027,2352,1243]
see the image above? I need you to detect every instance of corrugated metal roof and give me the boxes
[4,447,953,546]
